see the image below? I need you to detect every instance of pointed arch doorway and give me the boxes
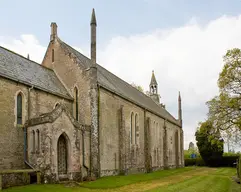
[57,134,68,176]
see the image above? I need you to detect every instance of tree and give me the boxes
[195,120,224,166]
[131,83,144,93]
[207,48,241,134]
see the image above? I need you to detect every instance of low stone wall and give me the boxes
[100,169,119,177]
[41,171,82,184]
[0,169,40,190]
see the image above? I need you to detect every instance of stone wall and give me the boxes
[146,111,165,170]
[0,170,40,189]
[27,110,82,183]
[99,87,184,176]
[42,39,94,176]
[42,39,91,126]
[0,77,71,170]
[99,88,145,176]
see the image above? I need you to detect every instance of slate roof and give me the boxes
[0,46,72,100]
[58,39,180,126]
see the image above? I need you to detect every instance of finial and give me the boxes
[178,91,181,100]
[27,54,30,60]
[91,8,97,26]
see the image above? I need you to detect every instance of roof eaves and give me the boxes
[98,82,181,127]
[0,72,73,101]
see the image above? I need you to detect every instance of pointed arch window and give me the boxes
[135,114,138,144]
[130,112,134,144]
[156,122,159,145]
[55,102,60,108]
[36,129,40,152]
[74,87,79,121]
[32,130,35,153]
[17,93,23,125]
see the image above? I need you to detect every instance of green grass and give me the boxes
[3,167,240,192]
[147,167,238,192]
[147,175,232,192]
[80,167,194,189]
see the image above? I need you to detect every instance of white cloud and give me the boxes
[0,34,46,63]
[97,14,241,149]
[2,14,241,150]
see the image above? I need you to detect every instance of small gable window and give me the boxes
[74,87,79,121]
[17,93,23,125]
[52,49,54,62]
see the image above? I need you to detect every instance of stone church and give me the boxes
[0,9,184,183]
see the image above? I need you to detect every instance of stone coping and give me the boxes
[0,169,40,174]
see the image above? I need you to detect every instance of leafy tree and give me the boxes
[195,120,224,166]
[184,147,200,159]
[131,83,144,93]
[207,48,241,134]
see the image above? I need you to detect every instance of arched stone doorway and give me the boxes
[57,134,68,175]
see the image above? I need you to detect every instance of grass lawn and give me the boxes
[3,167,241,192]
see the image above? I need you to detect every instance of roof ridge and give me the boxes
[56,39,152,100]
[57,37,91,62]
[0,45,54,71]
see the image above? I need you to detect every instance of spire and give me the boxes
[150,70,157,86]
[178,91,182,126]
[90,8,97,65]
[149,70,159,103]
[27,54,30,60]
[90,8,97,26]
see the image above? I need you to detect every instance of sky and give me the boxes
[1,0,241,150]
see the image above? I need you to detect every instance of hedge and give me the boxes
[185,158,205,166]
[185,156,239,167]
[219,156,239,167]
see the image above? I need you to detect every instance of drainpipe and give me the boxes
[82,130,89,175]
[28,85,34,119]
[24,126,34,169]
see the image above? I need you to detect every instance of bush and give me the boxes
[220,156,239,167]
[196,158,206,166]
[185,158,205,166]
[185,156,238,167]
[202,155,239,167]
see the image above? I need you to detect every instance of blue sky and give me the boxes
[1,0,241,150]
[1,0,241,46]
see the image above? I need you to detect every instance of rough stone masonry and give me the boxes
[0,8,184,184]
